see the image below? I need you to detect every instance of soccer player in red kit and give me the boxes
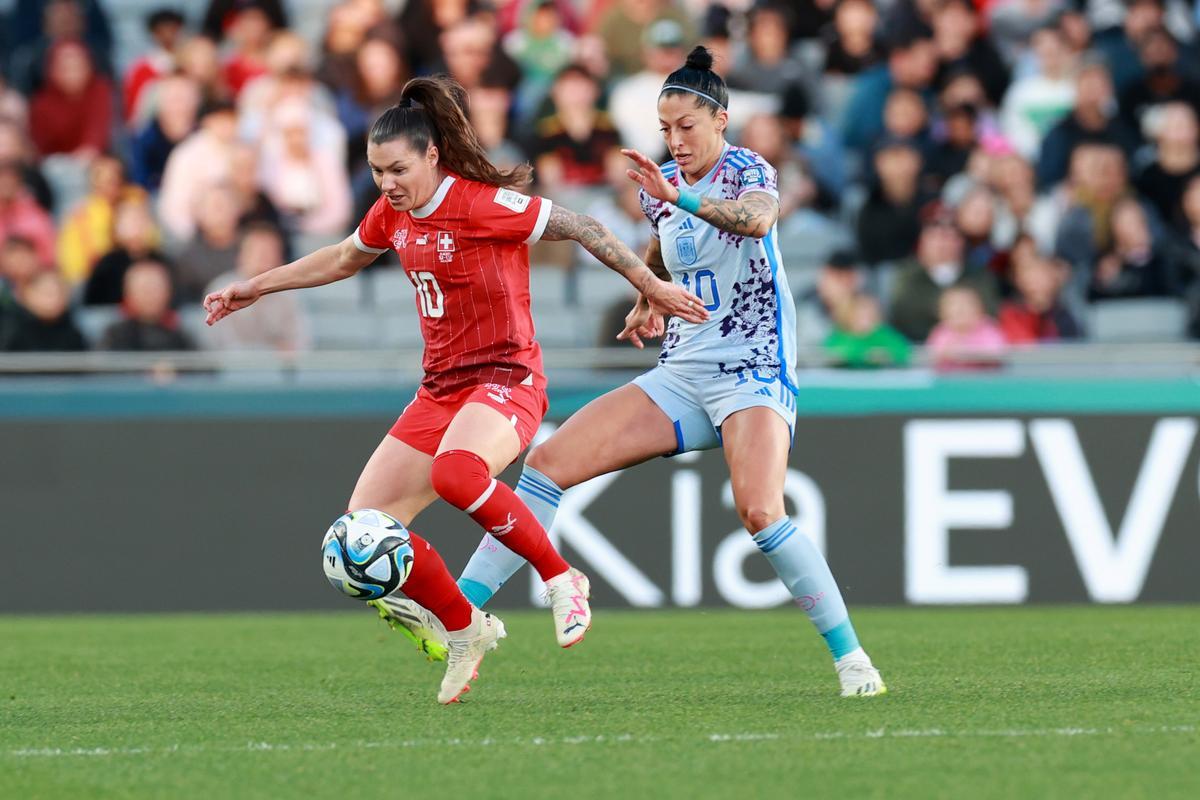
[203,75,707,704]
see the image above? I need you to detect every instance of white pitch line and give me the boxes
[5,725,1195,759]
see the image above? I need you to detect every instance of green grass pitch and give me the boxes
[2,606,1197,799]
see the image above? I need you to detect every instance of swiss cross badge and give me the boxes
[391,228,408,249]
[436,230,455,262]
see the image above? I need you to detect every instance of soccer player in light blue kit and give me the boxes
[390,47,885,696]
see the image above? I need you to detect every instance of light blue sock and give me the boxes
[753,517,861,660]
[457,465,562,607]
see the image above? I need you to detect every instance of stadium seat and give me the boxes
[365,268,414,308]
[1087,298,1189,342]
[571,267,636,312]
[300,274,366,311]
[529,266,569,310]
[308,309,379,350]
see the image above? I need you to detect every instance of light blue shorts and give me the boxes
[632,364,798,455]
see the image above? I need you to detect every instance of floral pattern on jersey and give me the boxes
[638,189,671,238]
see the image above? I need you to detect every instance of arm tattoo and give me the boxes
[695,192,780,238]
[543,204,654,291]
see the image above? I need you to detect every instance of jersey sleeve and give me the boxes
[352,195,392,254]
[472,187,554,244]
[735,155,780,200]
[638,187,667,240]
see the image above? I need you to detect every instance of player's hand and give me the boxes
[642,277,709,324]
[203,280,261,325]
[616,297,664,349]
[622,148,680,205]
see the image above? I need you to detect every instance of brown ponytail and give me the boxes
[369,75,532,189]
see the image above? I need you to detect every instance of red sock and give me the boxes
[431,449,570,581]
[400,531,474,632]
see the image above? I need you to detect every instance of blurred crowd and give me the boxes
[1,0,1200,371]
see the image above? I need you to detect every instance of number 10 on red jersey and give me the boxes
[409,271,445,318]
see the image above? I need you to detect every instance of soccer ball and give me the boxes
[321,509,415,600]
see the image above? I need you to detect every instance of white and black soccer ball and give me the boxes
[321,509,415,601]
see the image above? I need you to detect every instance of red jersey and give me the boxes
[353,175,554,396]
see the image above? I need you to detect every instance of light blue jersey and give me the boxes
[640,144,798,393]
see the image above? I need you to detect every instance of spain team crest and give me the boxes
[677,235,698,266]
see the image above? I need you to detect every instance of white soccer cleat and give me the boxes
[438,607,506,705]
[543,567,592,648]
[836,649,887,697]
[368,596,449,662]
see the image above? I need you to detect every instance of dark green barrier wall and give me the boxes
[2,377,1198,612]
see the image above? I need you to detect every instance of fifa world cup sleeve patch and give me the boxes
[494,188,531,213]
[740,166,766,187]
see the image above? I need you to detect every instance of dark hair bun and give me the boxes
[685,46,714,72]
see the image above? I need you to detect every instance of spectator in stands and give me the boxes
[0,159,55,268]
[228,142,283,231]
[100,259,193,351]
[0,119,54,213]
[740,112,831,218]
[857,137,928,266]
[881,87,932,155]
[130,73,202,193]
[926,102,979,190]
[435,14,521,97]
[399,0,477,77]
[335,35,407,199]
[1054,142,1138,283]
[930,0,1009,106]
[841,27,939,153]
[596,0,694,78]
[1092,0,1193,94]
[1119,26,1200,136]
[177,35,230,105]
[1037,56,1141,190]
[504,0,576,115]
[83,199,165,306]
[468,80,527,177]
[203,0,287,42]
[29,40,114,162]
[610,19,688,162]
[999,243,1082,343]
[157,99,239,242]
[0,72,28,127]
[238,32,344,162]
[0,270,86,352]
[220,3,275,96]
[796,249,863,345]
[988,0,1067,65]
[201,222,308,353]
[927,284,1007,369]
[1172,174,1200,336]
[122,8,185,122]
[726,3,807,98]
[173,184,242,303]
[1135,102,1200,229]
[0,236,44,304]
[57,155,146,286]
[824,292,912,368]
[823,0,883,76]
[258,100,352,241]
[954,185,1006,274]
[531,65,622,193]
[1089,196,1179,300]
[998,24,1076,161]
[7,0,112,95]
[890,212,1000,341]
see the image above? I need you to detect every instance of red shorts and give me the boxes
[388,381,549,457]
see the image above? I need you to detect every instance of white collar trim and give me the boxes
[411,175,456,218]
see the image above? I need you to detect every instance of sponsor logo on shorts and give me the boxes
[485,383,512,405]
